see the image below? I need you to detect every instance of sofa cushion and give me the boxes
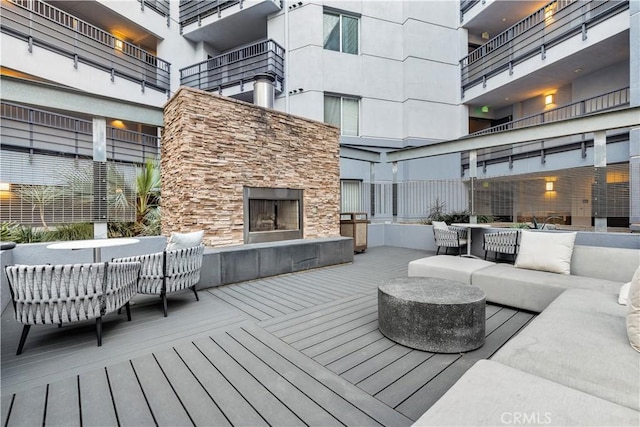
[472,263,624,312]
[413,360,640,426]
[571,245,640,283]
[515,231,577,275]
[627,266,640,352]
[492,289,640,411]
[408,255,494,285]
[619,281,631,305]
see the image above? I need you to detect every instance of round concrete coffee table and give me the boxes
[378,277,486,353]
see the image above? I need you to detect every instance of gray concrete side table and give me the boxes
[378,277,486,353]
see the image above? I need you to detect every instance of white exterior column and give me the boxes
[469,150,478,224]
[629,1,640,225]
[593,131,607,232]
[93,117,108,239]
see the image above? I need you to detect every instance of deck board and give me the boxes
[172,342,268,427]
[153,348,232,427]
[45,376,81,427]
[2,246,539,426]
[214,332,341,426]
[130,354,193,426]
[193,336,303,426]
[78,369,118,427]
[106,360,155,427]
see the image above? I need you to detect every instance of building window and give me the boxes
[324,95,359,136]
[323,11,359,55]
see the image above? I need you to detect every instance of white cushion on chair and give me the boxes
[166,230,204,251]
[432,221,449,230]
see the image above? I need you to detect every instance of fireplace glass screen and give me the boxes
[249,199,299,232]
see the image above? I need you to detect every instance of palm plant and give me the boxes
[14,185,67,230]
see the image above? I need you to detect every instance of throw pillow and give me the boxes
[619,281,631,305]
[432,221,449,231]
[514,231,577,275]
[166,230,204,251]
[627,265,640,352]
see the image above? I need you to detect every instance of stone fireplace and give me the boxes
[161,87,341,247]
[244,187,303,243]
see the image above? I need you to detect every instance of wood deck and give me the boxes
[1,246,535,426]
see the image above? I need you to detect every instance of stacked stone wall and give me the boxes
[161,87,341,246]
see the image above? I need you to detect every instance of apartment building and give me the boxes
[1,0,637,230]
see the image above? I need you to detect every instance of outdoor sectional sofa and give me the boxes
[408,236,640,426]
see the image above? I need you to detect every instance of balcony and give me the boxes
[460,0,629,94]
[470,87,630,137]
[140,0,170,18]
[179,0,282,51]
[180,39,284,96]
[0,0,170,94]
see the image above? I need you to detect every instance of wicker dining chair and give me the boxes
[112,244,205,317]
[5,261,140,355]
[432,221,468,256]
[483,230,520,262]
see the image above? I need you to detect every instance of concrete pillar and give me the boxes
[92,117,108,239]
[593,131,607,232]
[469,150,477,224]
[629,1,640,225]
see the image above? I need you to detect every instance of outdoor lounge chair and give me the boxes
[5,261,140,355]
[432,221,468,256]
[112,244,205,317]
[483,230,520,261]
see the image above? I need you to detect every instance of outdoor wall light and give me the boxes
[114,39,124,51]
[0,182,10,191]
[545,181,554,192]
[545,94,555,105]
[481,105,489,113]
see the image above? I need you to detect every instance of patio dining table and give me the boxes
[47,238,139,263]
[451,223,490,258]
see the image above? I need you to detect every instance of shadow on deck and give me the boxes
[1,246,535,426]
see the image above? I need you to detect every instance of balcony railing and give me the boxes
[1,102,160,164]
[1,0,171,93]
[179,0,242,26]
[140,0,170,18]
[469,87,630,136]
[460,0,480,21]
[180,39,285,93]
[460,0,629,93]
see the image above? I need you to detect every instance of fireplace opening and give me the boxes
[244,187,303,243]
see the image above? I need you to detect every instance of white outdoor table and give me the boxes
[47,238,139,262]
[451,223,490,257]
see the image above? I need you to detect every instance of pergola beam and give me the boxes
[340,146,381,163]
[387,107,640,162]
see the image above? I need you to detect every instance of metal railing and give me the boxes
[179,0,242,26]
[180,39,285,92]
[1,0,170,93]
[460,0,629,92]
[460,0,480,21]
[343,162,631,227]
[469,87,630,136]
[140,0,170,18]
[1,102,160,164]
